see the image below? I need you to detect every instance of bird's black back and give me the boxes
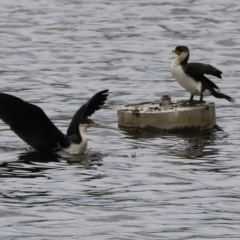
[184,62,222,79]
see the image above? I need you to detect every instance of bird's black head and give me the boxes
[79,118,100,128]
[172,46,189,56]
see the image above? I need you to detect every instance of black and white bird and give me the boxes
[170,45,234,103]
[0,89,109,154]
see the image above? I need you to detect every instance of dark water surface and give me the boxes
[0,1,240,239]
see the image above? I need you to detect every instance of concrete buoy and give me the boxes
[117,96,216,133]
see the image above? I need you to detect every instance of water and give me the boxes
[0,0,240,239]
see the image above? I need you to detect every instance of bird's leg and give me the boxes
[199,94,204,103]
[189,94,194,102]
[188,95,196,105]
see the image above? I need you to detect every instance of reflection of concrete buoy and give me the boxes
[117,95,216,133]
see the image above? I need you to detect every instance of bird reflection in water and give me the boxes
[0,150,104,179]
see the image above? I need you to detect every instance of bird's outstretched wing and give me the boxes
[185,63,222,79]
[0,93,68,151]
[67,89,109,136]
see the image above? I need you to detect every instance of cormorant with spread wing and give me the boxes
[170,45,234,103]
[0,89,109,154]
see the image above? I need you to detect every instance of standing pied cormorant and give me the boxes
[170,45,235,103]
[0,89,109,154]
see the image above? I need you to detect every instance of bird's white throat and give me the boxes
[178,51,188,62]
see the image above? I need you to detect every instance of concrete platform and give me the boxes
[117,96,216,133]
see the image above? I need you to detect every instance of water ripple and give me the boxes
[0,0,240,239]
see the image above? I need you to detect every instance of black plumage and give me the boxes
[67,89,109,136]
[183,62,222,79]
[0,89,109,152]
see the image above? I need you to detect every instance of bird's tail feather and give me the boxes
[212,90,235,103]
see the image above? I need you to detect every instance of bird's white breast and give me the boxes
[65,126,88,154]
[171,58,201,95]
[66,139,88,154]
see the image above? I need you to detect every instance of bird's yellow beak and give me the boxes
[172,50,181,55]
[87,122,100,128]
